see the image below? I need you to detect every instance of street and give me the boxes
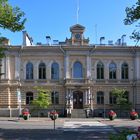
[0,117,139,140]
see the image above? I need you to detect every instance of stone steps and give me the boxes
[71,109,86,118]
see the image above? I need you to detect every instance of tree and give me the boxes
[124,0,140,44]
[32,87,51,117]
[0,0,26,75]
[112,88,132,110]
[0,0,26,32]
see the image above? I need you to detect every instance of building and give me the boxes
[0,24,140,117]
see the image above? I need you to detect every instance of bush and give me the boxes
[109,129,137,140]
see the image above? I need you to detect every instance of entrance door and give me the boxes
[73,91,83,109]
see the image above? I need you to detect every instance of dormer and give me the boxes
[66,24,89,46]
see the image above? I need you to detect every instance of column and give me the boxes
[1,58,6,79]
[85,89,88,105]
[66,89,69,105]
[104,61,109,81]
[5,56,10,80]
[65,55,70,78]
[34,62,38,80]
[87,89,91,104]
[15,56,20,79]
[87,55,91,78]
[66,88,72,116]
[136,56,140,80]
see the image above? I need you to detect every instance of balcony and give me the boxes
[64,78,91,86]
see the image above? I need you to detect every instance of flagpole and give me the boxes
[77,0,79,24]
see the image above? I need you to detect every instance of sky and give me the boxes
[0,0,138,46]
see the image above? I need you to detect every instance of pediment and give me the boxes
[70,24,85,32]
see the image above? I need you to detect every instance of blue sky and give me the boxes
[0,0,138,45]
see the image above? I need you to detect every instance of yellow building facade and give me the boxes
[0,24,140,117]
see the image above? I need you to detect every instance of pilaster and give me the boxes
[86,55,91,78]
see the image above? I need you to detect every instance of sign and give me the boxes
[17,89,21,103]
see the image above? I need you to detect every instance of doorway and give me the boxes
[73,91,83,109]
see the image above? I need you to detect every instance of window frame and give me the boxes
[26,92,33,105]
[121,63,128,79]
[39,62,46,79]
[109,63,117,79]
[51,91,59,104]
[51,62,59,80]
[97,62,104,79]
[97,91,104,104]
[73,61,83,78]
[26,62,34,80]
[109,92,117,104]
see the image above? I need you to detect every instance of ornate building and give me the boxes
[0,24,140,117]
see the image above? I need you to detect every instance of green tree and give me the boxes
[0,0,26,58]
[112,88,132,110]
[0,0,26,32]
[32,87,51,117]
[124,0,140,44]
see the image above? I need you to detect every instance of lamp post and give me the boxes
[53,90,56,130]
[66,94,72,117]
[87,93,94,118]
[103,100,106,119]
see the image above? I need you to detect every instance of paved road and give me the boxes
[0,117,139,140]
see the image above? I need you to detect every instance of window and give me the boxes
[97,62,104,79]
[51,91,59,104]
[26,62,33,79]
[73,61,83,78]
[121,63,128,79]
[39,63,46,79]
[26,92,33,104]
[109,63,116,79]
[97,91,104,104]
[109,92,116,104]
[51,62,59,80]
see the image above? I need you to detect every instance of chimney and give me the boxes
[22,31,33,47]
[46,36,51,45]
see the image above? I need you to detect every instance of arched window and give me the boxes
[51,62,59,80]
[26,62,33,79]
[97,62,104,79]
[97,91,104,104]
[121,63,128,79]
[26,92,33,104]
[109,63,117,79]
[73,61,83,78]
[51,91,59,104]
[39,63,46,79]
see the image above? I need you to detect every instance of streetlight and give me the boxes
[52,90,57,130]
[65,94,72,117]
[87,93,94,118]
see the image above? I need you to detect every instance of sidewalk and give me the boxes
[0,117,139,133]
[0,116,139,121]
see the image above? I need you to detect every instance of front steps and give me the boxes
[71,109,86,118]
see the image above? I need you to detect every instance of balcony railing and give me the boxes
[65,78,90,85]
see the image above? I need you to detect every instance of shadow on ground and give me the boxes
[0,127,111,140]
